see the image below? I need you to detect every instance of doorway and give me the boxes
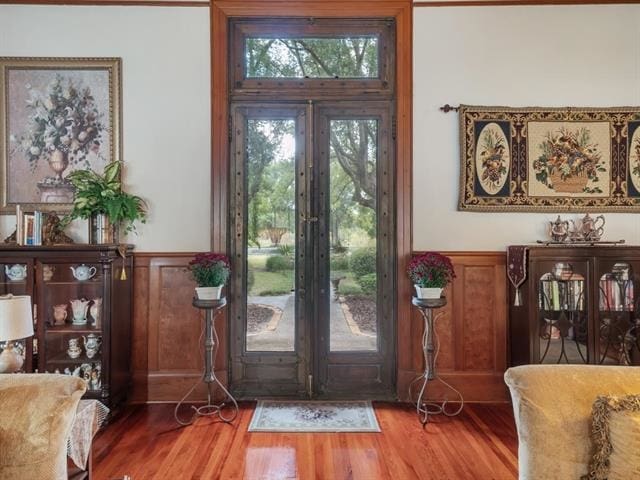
[227,19,396,399]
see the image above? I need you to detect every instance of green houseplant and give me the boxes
[407,252,456,299]
[189,253,231,300]
[64,161,147,243]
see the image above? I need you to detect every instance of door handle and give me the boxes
[301,214,318,223]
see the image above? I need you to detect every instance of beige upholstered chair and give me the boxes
[505,364,640,480]
[0,374,86,480]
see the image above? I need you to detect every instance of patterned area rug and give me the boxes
[248,400,380,432]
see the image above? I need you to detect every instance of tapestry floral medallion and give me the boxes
[458,105,640,211]
[248,400,381,432]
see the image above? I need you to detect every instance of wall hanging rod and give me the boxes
[439,104,460,113]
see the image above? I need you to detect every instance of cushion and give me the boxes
[0,374,86,480]
[583,394,640,480]
[504,365,640,480]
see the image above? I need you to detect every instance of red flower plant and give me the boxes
[188,252,230,287]
[407,252,455,288]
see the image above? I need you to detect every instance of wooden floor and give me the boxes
[93,402,518,480]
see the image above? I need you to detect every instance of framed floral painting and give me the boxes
[458,105,640,211]
[0,57,121,213]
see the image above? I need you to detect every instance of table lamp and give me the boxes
[0,294,34,373]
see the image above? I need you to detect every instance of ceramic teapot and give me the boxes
[5,264,27,281]
[70,264,97,281]
[82,334,101,359]
[70,298,91,325]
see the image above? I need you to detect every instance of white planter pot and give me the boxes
[415,286,442,299]
[195,286,223,300]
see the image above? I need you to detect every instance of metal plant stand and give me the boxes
[410,297,464,425]
[174,297,239,426]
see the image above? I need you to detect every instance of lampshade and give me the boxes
[0,295,34,341]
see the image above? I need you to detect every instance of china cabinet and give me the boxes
[509,246,640,367]
[0,245,133,409]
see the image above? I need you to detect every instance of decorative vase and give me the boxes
[89,213,118,244]
[195,286,223,300]
[415,285,443,299]
[48,149,69,181]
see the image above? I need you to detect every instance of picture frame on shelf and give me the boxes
[0,57,122,214]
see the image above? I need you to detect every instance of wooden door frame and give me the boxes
[211,0,413,399]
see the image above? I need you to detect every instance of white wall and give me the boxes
[2,5,639,252]
[414,5,640,251]
[0,5,211,251]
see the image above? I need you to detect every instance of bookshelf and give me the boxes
[509,246,640,367]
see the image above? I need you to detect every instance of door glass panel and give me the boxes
[246,119,296,352]
[246,37,379,78]
[598,263,639,365]
[329,119,377,352]
[538,263,587,363]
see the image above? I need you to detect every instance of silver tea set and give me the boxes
[548,214,606,243]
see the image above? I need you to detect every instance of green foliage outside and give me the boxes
[350,247,376,279]
[265,254,294,272]
[330,253,350,271]
[357,273,377,296]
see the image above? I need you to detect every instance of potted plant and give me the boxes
[64,161,147,243]
[407,252,456,299]
[189,253,230,300]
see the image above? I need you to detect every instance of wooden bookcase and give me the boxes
[509,246,640,367]
[0,245,133,410]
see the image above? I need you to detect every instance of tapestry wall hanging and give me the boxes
[458,105,640,211]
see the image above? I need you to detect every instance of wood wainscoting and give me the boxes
[131,253,228,403]
[398,251,508,402]
[131,251,507,403]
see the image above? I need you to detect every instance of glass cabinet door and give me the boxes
[37,260,104,394]
[597,261,640,365]
[537,261,589,364]
[0,259,34,372]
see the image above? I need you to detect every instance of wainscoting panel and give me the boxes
[132,252,507,403]
[399,252,508,402]
[131,253,228,403]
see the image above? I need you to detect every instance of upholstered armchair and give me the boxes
[0,374,86,480]
[505,364,640,480]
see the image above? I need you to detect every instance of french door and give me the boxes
[229,102,395,398]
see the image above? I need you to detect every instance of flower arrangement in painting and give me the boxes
[189,253,231,288]
[632,137,640,179]
[11,74,104,182]
[532,127,605,194]
[479,128,508,189]
[407,252,456,289]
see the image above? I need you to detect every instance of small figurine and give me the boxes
[42,212,74,245]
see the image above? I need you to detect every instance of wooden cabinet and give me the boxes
[0,245,133,410]
[509,246,640,367]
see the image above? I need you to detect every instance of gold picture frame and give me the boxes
[0,57,122,214]
[458,105,640,212]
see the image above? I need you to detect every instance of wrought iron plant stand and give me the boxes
[174,297,239,425]
[410,297,464,425]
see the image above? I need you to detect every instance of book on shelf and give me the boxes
[599,276,635,311]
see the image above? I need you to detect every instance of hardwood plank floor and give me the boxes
[93,403,518,480]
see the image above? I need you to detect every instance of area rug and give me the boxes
[248,400,380,432]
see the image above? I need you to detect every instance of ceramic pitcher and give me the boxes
[82,334,101,359]
[89,298,102,328]
[52,304,68,326]
[70,298,91,325]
